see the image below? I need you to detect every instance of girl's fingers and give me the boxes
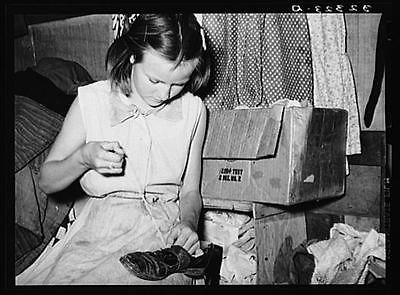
[173,233,187,247]
[99,149,124,163]
[188,241,200,255]
[95,159,123,174]
[176,230,199,253]
[101,141,125,156]
[98,165,123,174]
[184,236,199,254]
[166,227,179,247]
[169,224,199,253]
[100,141,119,150]
[102,143,126,166]
[107,160,123,169]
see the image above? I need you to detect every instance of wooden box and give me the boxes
[201,105,348,205]
[253,204,307,284]
[309,131,386,232]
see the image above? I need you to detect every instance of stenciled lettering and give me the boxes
[218,167,244,182]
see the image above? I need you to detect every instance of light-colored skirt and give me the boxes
[16,191,193,285]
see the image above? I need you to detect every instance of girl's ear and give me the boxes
[130,55,135,64]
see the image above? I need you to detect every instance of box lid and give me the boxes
[203,104,284,159]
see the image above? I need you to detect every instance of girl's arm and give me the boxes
[166,101,207,254]
[39,97,125,194]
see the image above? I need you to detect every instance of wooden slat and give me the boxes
[204,111,235,157]
[254,210,306,284]
[252,203,287,220]
[255,105,284,158]
[203,111,221,157]
[305,212,344,241]
[202,105,284,159]
[202,197,253,212]
[227,110,251,158]
[295,108,347,203]
[311,165,381,217]
[238,110,265,157]
[347,131,385,166]
[344,215,380,232]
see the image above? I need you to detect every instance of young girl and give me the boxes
[17,13,210,285]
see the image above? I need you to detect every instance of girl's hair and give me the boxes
[105,14,211,97]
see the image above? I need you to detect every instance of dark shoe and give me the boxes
[184,243,223,285]
[119,245,192,281]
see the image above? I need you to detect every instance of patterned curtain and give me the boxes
[201,13,314,110]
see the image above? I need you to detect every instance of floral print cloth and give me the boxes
[306,13,361,155]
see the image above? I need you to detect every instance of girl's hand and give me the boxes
[80,141,126,175]
[166,221,200,255]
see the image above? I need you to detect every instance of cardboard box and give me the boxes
[201,105,347,205]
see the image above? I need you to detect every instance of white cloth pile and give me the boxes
[307,223,385,284]
[201,210,257,284]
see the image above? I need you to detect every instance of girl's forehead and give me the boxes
[140,49,198,80]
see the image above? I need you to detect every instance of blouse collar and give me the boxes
[109,90,183,127]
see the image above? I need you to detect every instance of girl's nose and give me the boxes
[159,84,171,100]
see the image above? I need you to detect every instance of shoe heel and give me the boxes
[183,243,223,282]
[203,244,223,285]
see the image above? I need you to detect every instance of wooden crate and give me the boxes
[203,197,383,285]
[201,199,308,284]
[201,105,348,205]
[253,204,307,284]
[310,131,386,231]
[253,203,381,284]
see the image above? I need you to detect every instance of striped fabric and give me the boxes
[15,223,43,261]
[14,95,64,172]
[15,164,74,275]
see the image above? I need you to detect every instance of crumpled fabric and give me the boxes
[220,222,256,284]
[307,223,385,284]
[271,98,311,108]
[289,239,318,284]
[201,210,253,251]
[220,243,257,285]
[203,210,251,231]
[31,57,94,96]
[200,210,256,284]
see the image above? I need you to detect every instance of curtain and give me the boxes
[202,13,314,110]
[306,14,361,156]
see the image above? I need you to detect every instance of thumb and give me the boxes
[166,226,180,247]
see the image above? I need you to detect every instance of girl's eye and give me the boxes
[149,79,159,84]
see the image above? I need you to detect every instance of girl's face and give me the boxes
[130,49,198,108]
